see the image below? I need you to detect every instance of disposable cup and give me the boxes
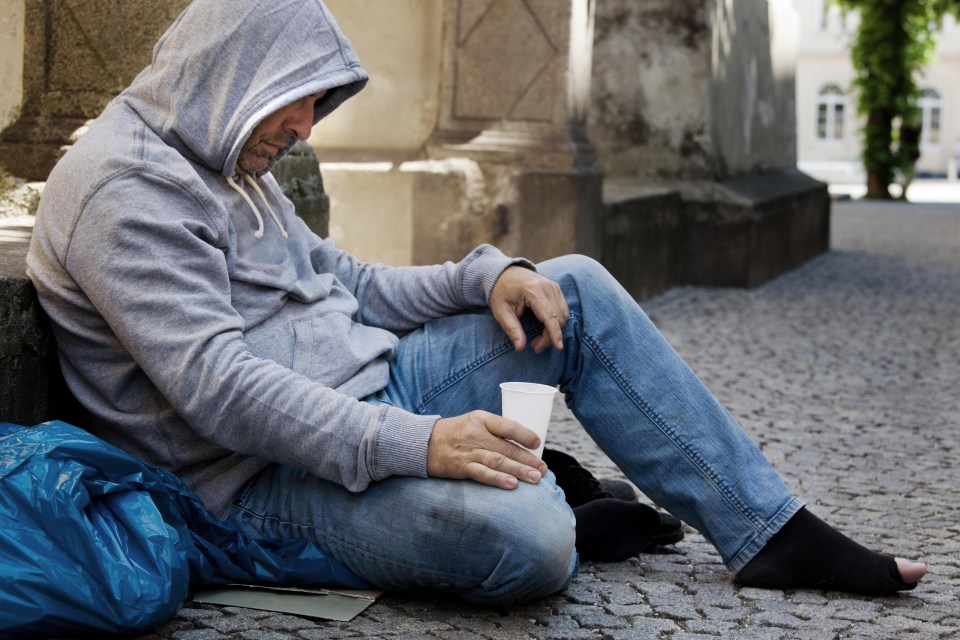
[499,382,557,458]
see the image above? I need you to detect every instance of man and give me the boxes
[27,0,925,604]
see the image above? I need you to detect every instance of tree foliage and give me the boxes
[832,0,959,198]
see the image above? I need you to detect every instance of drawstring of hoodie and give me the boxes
[226,174,290,240]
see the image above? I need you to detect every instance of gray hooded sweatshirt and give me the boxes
[27,0,525,518]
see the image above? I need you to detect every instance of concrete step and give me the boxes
[600,170,830,301]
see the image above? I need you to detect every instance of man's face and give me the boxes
[236,91,327,176]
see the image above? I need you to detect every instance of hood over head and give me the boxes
[122,0,368,177]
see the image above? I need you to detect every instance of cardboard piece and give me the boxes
[191,585,384,622]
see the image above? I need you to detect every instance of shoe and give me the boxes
[599,478,637,502]
[542,448,684,552]
[574,500,685,561]
[542,448,636,508]
[649,510,684,548]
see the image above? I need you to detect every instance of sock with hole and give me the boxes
[736,507,919,595]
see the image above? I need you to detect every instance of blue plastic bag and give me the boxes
[0,421,366,638]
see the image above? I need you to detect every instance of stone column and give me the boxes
[590,0,829,295]
[0,0,190,180]
[0,0,25,133]
[314,0,601,266]
[424,0,601,264]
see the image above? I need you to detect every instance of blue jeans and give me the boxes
[225,255,803,604]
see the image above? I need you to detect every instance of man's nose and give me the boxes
[286,101,315,141]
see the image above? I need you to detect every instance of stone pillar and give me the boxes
[424,0,601,264]
[0,0,190,180]
[590,0,829,295]
[0,0,25,133]
[313,0,601,266]
[269,141,330,237]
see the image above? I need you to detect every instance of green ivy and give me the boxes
[832,0,959,198]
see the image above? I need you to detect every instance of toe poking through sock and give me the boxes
[895,558,928,584]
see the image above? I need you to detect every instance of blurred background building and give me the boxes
[794,0,960,184]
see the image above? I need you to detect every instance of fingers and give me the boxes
[490,301,527,351]
[484,414,539,452]
[427,412,547,490]
[465,449,543,490]
[526,281,568,353]
[490,267,569,353]
[475,415,547,480]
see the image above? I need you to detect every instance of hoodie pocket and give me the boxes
[290,313,397,390]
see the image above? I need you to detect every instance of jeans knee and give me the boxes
[461,481,577,606]
[537,254,621,304]
[539,253,605,280]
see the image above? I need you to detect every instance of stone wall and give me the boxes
[0,0,190,180]
[589,0,799,180]
[0,0,24,132]
[590,0,828,297]
[589,0,712,179]
[0,234,75,425]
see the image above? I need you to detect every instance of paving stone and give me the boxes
[723,630,787,640]
[297,628,362,639]
[535,629,601,640]
[735,587,786,602]
[256,615,317,632]
[604,604,655,618]
[693,606,743,622]
[603,628,673,640]
[176,608,223,621]
[221,608,276,620]
[749,610,807,629]
[596,582,644,606]
[237,632,298,640]
[682,618,738,634]
[569,609,629,630]
[200,616,261,634]
[171,630,228,640]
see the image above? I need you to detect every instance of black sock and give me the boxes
[737,508,917,595]
[573,499,661,562]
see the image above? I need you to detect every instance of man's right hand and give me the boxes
[427,411,548,490]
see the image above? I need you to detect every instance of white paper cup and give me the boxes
[500,382,557,458]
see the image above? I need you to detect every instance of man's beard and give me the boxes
[236,134,296,175]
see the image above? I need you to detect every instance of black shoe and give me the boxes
[649,510,684,548]
[599,478,637,503]
[542,448,635,508]
[574,500,685,561]
[542,448,684,555]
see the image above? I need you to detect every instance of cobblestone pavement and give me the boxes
[134,199,959,640]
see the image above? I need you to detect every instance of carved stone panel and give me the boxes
[0,0,190,179]
[452,0,558,122]
[431,0,596,172]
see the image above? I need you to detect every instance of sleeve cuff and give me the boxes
[457,244,536,307]
[370,406,438,480]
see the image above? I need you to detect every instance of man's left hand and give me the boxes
[489,266,569,353]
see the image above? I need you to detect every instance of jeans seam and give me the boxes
[581,331,764,529]
[230,501,486,582]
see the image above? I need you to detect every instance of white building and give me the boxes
[795,0,960,181]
